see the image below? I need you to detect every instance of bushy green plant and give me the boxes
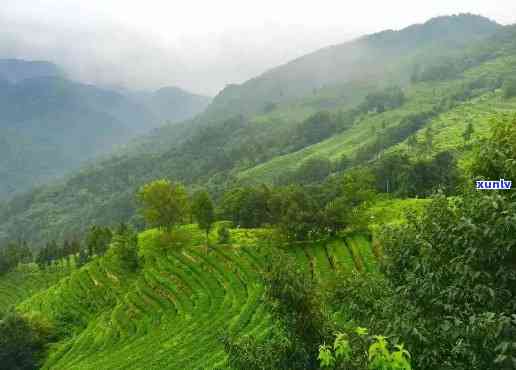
[502,79,516,99]
[137,179,189,231]
[0,312,54,370]
[107,225,139,271]
[217,225,231,244]
[223,249,331,369]
[318,328,411,370]
[191,190,215,244]
[381,192,516,369]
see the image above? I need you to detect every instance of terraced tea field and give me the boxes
[237,55,516,185]
[0,262,73,316]
[4,228,374,369]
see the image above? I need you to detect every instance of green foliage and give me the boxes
[224,249,331,369]
[318,329,411,370]
[381,192,516,369]
[85,225,113,257]
[0,241,32,275]
[329,271,393,329]
[221,327,292,370]
[293,111,338,149]
[275,186,324,241]
[462,122,475,143]
[373,150,461,197]
[502,79,516,99]
[191,190,215,243]
[472,114,516,191]
[137,179,190,230]
[297,157,333,184]
[277,157,333,185]
[107,224,139,271]
[360,87,406,113]
[36,238,82,270]
[0,311,54,370]
[217,224,231,244]
[354,109,438,163]
[219,186,272,228]
[75,246,89,268]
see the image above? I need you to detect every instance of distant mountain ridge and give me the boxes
[126,86,211,125]
[206,14,500,119]
[0,60,211,199]
[0,59,63,83]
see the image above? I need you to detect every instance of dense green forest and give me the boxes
[1,13,516,370]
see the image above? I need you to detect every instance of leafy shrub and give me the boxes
[381,192,516,369]
[0,312,54,370]
[217,225,231,244]
[319,328,411,370]
[223,249,331,369]
[360,86,406,113]
[107,225,139,271]
[502,79,516,99]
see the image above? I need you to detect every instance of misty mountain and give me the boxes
[207,14,500,118]
[0,14,511,244]
[0,59,63,83]
[0,62,210,199]
[127,87,211,125]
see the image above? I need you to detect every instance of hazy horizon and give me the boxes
[2,1,516,96]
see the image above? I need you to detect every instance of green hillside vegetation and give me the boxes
[206,14,500,119]
[1,224,372,369]
[0,263,72,316]
[1,17,514,245]
[238,54,516,184]
[2,16,516,369]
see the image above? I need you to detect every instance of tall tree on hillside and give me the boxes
[502,79,516,99]
[137,179,190,231]
[76,247,90,268]
[407,134,418,154]
[191,190,215,246]
[462,122,474,143]
[108,224,139,272]
[85,226,113,257]
[424,126,434,155]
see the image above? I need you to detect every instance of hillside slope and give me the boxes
[206,14,500,119]
[238,54,516,184]
[0,15,511,246]
[0,68,210,200]
[129,86,211,125]
[4,227,373,369]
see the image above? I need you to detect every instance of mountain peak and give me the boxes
[0,59,63,84]
[364,13,500,47]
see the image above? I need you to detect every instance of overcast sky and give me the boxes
[1,1,515,95]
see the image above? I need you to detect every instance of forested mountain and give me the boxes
[206,14,500,118]
[127,86,211,125]
[0,63,210,200]
[0,14,513,244]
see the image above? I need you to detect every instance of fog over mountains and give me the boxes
[0,59,210,199]
[2,1,515,95]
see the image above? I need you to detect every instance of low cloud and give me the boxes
[1,1,514,95]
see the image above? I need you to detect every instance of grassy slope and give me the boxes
[0,262,73,316]
[237,55,516,184]
[1,227,374,370]
[388,58,516,160]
